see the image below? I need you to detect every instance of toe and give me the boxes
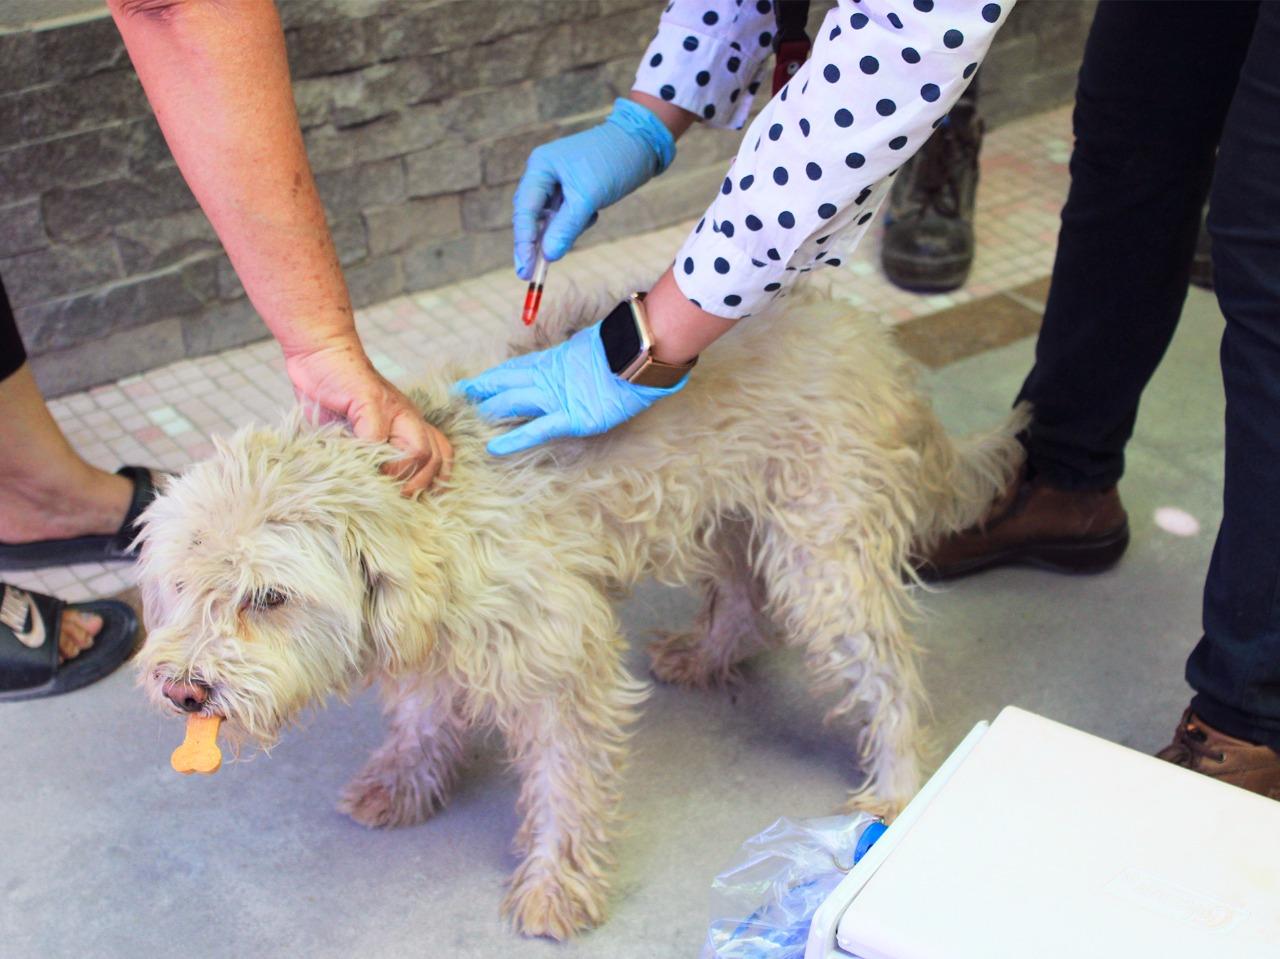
[57,611,100,663]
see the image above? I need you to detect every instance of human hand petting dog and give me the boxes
[458,269,733,455]
[284,336,452,495]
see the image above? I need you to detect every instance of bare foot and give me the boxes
[0,467,133,545]
[58,610,105,663]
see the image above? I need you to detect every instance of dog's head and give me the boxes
[134,417,445,748]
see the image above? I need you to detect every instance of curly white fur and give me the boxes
[134,278,1024,939]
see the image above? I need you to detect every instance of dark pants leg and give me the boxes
[1016,0,1258,490]
[0,276,25,383]
[1188,0,1280,751]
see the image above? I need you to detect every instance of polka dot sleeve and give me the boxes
[673,0,1012,319]
[632,0,778,129]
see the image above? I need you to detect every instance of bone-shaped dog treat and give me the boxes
[171,714,223,775]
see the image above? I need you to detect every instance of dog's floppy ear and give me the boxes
[341,504,444,673]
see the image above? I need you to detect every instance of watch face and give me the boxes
[601,300,643,375]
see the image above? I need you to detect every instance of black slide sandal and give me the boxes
[0,466,162,572]
[0,584,139,702]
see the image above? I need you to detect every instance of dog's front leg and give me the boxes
[499,658,645,939]
[765,534,924,820]
[338,674,467,829]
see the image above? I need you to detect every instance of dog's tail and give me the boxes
[919,402,1030,544]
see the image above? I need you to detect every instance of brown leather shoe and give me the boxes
[918,465,1129,581]
[1157,709,1280,801]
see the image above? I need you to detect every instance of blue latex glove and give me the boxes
[513,98,676,280]
[455,321,688,456]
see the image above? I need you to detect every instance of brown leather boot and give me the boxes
[1157,709,1280,801]
[918,465,1129,581]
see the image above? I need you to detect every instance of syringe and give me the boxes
[521,244,549,327]
[521,203,556,327]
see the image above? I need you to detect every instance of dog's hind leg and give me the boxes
[498,597,646,939]
[338,675,467,829]
[648,516,771,688]
[763,523,924,821]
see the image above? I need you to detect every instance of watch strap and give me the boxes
[627,352,697,389]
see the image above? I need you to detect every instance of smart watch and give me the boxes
[599,293,697,388]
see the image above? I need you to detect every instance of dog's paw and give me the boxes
[503,865,606,940]
[647,631,739,689]
[337,767,446,829]
[842,791,906,825]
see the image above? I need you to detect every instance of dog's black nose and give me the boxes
[162,679,210,713]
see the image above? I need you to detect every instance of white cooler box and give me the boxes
[805,706,1280,959]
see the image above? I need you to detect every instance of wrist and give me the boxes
[643,268,735,365]
[279,325,364,363]
[628,90,697,142]
[609,97,678,174]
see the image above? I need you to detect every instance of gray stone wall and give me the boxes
[1,0,1094,396]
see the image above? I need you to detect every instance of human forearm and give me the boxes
[108,0,352,357]
[645,268,736,365]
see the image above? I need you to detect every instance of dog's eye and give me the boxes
[250,588,288,611]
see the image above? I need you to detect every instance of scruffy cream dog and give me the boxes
[135,281,1022,939]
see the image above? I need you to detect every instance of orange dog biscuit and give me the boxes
[171,713,223,775]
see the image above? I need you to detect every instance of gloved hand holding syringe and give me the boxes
[512,98,678,324]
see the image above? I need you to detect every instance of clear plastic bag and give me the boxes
[701,813,887,959]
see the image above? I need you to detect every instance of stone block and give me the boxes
[568,6,657,66]
[447,83,539,142]
[370,2,588,59]
[302,125,356,173]
[34,16,129,83]
[585,164,722,246]
[4,71,149,147]
[343,253,405,307]
[346,102,453,163]
[981,33,1038,92]
[331,215,370,265]
[293,77,335,130]
[668,123,741,173]
[215,256,244,301]
[1002,0,1094,40]
[439,30,544,94]
[30,318,186,397]
[286,17,378,79]
[404,141,483,197]
[278,0,388,29]
[114,209,221,274]
[0,200,48,258]
[42,167,197,243]
[460,183,516,233]
[1,238,123,308]
[14,256,214,352]
[481,127,550,187]
[331,61,449,128]
[480,116,599,187]
[0,120,161,206]
[984,64,1079,128]
[365,195,462,256]
[0,30,38,93]
[602,55,641,98]
[180,298,269,356]
[315,157,406,217]
[401,230,509,292]
[535,65,613,122]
